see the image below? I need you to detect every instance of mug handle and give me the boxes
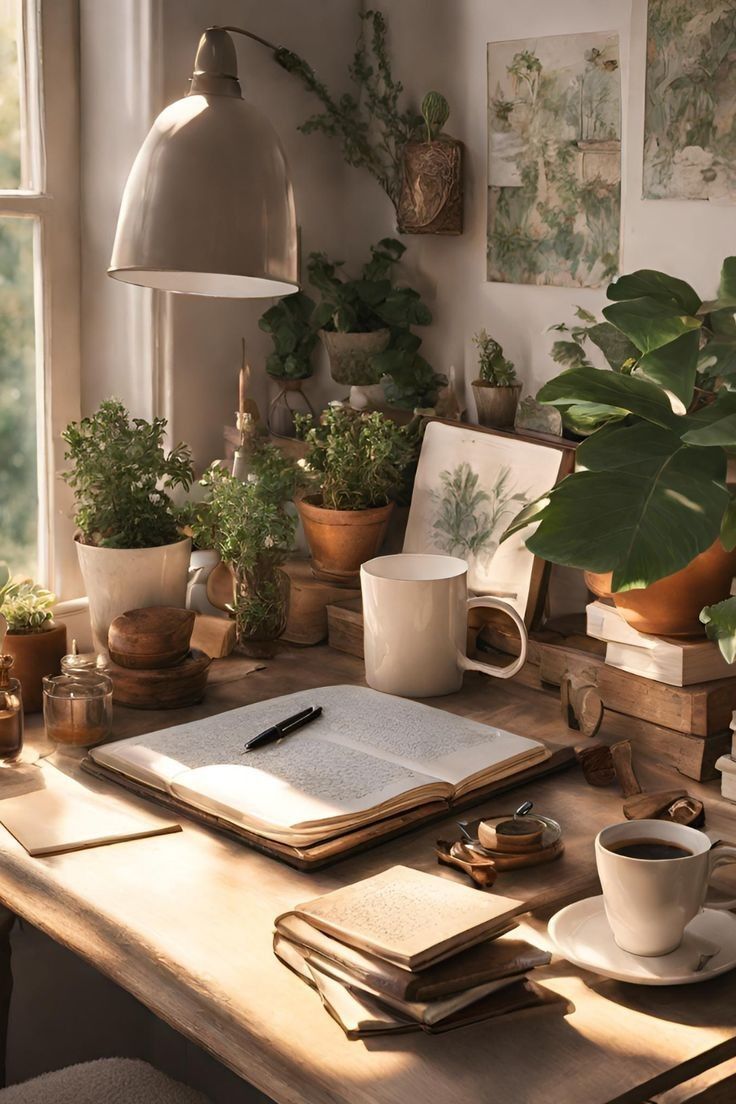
[706,845,736,910]
[459,597,528,681]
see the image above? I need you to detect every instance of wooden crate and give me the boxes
[326,601,733,782]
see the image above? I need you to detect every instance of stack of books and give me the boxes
[586,601,733,687]
[273,866,572,1039]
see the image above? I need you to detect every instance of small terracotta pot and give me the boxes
[585,539,736,637]
[297,495,394,584]
[5,622,67,713]
[319,329,390,387]
[472,381,522,429]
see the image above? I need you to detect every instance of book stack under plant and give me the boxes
[273,866,570,1038]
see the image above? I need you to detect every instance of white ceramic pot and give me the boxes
[76,536,192,652]
[187,548,224,616]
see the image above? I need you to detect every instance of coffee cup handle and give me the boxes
[460,597,528,681]
[706,846,736,910]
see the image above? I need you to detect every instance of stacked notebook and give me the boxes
[274,866,572,1038]
[88,686,549,862]
[586,601,733,687]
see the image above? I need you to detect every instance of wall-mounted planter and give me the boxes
[397,138,463,235]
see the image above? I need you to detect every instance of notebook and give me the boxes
[288,865,526,970]
[90,685,548,847]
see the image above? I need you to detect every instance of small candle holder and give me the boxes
[60,645,109,675]
[0,655,23,766]
[42,671,113,752]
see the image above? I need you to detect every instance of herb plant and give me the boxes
[473,329,518,387]
[62,399,194,549]
[0,563,55,633]
[258,292,318,380]
[295,406,416,511]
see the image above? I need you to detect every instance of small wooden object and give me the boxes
[190,614,236,659]
[435,840,497,888]
[575,743,615,787]
[108,649,211,710]
[108,607,195,669]
[610,739,641,797]
[282,561,360,646]
[623,789,704,828]
[560,668,603,737]
[477,815,545,853]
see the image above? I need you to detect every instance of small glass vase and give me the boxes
[42,671,113,752]
[267,379,315,439]
[233,568,290,658]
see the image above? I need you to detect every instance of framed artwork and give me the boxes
[643,1,736,202]
[487,31,621,287]
[403,421,574,625]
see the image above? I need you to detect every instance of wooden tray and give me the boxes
[108,649,211,709]
[81,746,575,871]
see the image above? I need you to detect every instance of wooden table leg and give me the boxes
[0,907,16,1088]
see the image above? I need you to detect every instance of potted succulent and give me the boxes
[0,566,66,712]
[295,405,416,583]
[308,237,432,404]
[471,329,521,429]
[505,257,736,637]
[62,399,194,652]
[258,291,318,438]
[191,446,303,657]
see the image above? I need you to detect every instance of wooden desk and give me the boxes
[6,645,736,1104]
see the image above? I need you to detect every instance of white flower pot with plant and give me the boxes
[295,405,417,584]
[62,400,194,653]
[471,329,522,429]
[0,567,66,712]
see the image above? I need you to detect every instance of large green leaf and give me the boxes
[721,496,736,551]
[561,402,628,436]
[700,597,736,664]
[634,330,699,409]
[602,297,702,355]
[681,390,736,447]
[525,421,728,590]
[699,257,736,313]
[607,270,701,315]
[537,366,676,427]
[586,322,639,370]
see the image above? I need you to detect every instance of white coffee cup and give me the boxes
[360,553,528,698]
[596,819,736,957]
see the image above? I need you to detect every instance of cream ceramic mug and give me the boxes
[596,819,736,957]
[360,553,528,698]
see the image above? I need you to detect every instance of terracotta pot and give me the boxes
[585,539,736,637]
[472,381,522,429]
[297,495,394,584]
[5,622,67,713]
[319,329,390,387]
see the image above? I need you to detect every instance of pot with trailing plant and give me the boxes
[505,257,736,638]
[0,567,66,712]
[295,405,417,583]
[62,399,194,652]
[191,446,303,657]
[308,238,438,409]
[258,291,319,438]
[471,329,521,429]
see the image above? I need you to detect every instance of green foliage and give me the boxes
[258,292,318,380]
[0,564,55,633]
[373,331,446,410]
[421,91,449,142]
[506,258,736,595]
[701,597,736,664]
[473,329,517,386]
[296,406,416,511]
[274,10,424,208]
[430,463,528,563]
[62,399,194,549]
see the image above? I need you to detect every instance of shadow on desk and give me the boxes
[590,973,736,1029]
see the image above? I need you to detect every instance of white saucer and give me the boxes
[548,895,736,985]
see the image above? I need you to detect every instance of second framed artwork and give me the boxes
[403,420,574,624]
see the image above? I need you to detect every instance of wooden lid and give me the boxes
[108,607,195,666]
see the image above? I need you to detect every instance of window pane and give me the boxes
[0,1,23,189]
[0,216,37,579]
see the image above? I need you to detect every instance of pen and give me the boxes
[243,705,323,752]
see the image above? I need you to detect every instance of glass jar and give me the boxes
[233,567,290,658]
[61,650,109,675]
[42,671,113,752]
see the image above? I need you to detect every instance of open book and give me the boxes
[90,685,547,847]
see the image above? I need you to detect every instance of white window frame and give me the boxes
[1,0,81,600]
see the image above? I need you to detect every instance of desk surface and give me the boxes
[8,646,736,1104]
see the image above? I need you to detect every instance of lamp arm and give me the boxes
[211,25,281,54]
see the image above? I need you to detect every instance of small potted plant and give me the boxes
[471,329,521,429]
[308,238,432,405]
[295,405,416,582]
[258,291,318,438]
[191,447,303,657]
[62,399,194,652]
[397,92,463,235]
[0,566,66,712]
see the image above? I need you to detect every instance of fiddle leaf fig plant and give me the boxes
[505,257,736,597]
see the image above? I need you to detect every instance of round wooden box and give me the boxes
[108,607,195,669]
[108,648,211,709]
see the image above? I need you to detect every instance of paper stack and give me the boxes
[273,866,571,1039]
[586,601,733,687]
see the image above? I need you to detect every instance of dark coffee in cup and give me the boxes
[605,838,692,861]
